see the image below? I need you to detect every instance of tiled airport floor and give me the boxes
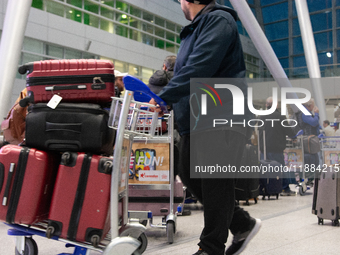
[1,184,340,255]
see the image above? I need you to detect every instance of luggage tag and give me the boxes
[47,94,63,109]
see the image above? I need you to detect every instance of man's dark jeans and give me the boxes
[178,130,252,255]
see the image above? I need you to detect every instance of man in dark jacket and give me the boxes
[148,55,176,94]
[151,1,261,254]
[260,97,297,196]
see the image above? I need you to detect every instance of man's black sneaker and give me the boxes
[225,218,261,255]
[193,248,209,255]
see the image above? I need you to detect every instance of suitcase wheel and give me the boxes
[15,237,38,255]
[318,217,324,225]
[332,220,339,227]
[46,226,55,239]
[276,194,279,199]
[133,233,148,255]
[91,235,101,247]
[254,198,257,204]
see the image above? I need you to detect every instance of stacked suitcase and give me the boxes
[0,59,116,247]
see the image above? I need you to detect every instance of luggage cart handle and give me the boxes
[123,75,168,113]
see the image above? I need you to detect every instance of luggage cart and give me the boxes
[321,136,340,166]
[118,76,185,245]
[284,135,309,195]
[5,75,171,255]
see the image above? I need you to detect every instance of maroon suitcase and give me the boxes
[18,59,115,106]
[46,152,112,247]
[128,179,185,216]
[0,145,59,225]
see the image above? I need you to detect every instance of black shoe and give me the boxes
[193,248,209,255]
[225,218,261,255]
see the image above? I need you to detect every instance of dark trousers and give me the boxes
[178,130,252,255]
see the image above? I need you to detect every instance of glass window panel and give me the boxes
[237,21,245,36]
[129,29,142,42]
[156,39,165,49]
[116,1,129,12]
[100,19,114,33]
[318,52,333,66]
[116,13,129,24]
[337,9,340,27]
[292,18,300,36]
[293,36,303,55]
[271,39,289,58]
[176,36,181,44]
[264,21,288,40]
[166,22,176,32]
[32,0,43,10]
[46,1,64,17]
[66,0,82,8]
[65,49,82,59]
[337,0,340,6]
[248,0,254,5]
[155,17,165,27]
[311,12,332,32]
[84,14,99,28]
[82,52,98,59]
[315,31,332,51]
[176,25,182,34]
[166,32,175,42]
[155,27,164,38]
[307,0,332,13]
[142,34,154,46]
[337,30,340,47]
[279,58,289,69]
[262,3,288,24]
[293,56,306,67]
[260,0,283,6]
[102,0,114,7]
[166,42,176,53]
[129,17,141,29]
[114,61,128,73]
[101,7,114,20]
[84,0,99,14]
[23,38,44,54]
[22,53,44,66]
[142,11,153,23]
[129,65,140,76]
[65,7,82,23]
[142,22,153,34]
[46,44,64,58]
[115,25,128,38]
[142,67,153,84]
[129,6,141,18]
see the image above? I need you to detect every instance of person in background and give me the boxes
[114,70,128,98]
[259,97,296,196]
[148,55,176,94]
[323,120,335,137]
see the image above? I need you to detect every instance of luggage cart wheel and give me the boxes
[133,233,148,255]
[166,221,175,244]
[276,194,279,199]
[299,185,306,196]
[15,237,38,255]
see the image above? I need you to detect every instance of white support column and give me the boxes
[295,0,327,124]
[0,0,32,120]
[229,0,299,112]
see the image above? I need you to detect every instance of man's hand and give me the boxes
[313,105,319,114]
[149,98,164,116]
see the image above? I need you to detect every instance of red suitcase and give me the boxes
[46,152,112,247]
[18,59,115,106]
[0,145,59,225]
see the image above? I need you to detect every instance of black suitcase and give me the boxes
[235,144,260,205]
[259,130,283,200]
[25,103,114,155]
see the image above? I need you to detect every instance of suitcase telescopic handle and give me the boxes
[123,75,168,113]
[18,63,34,75]
[2,163,15,206]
